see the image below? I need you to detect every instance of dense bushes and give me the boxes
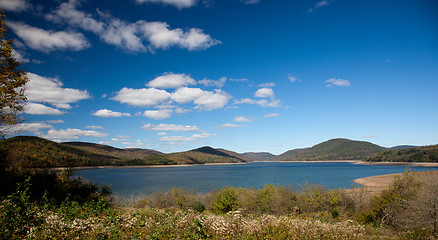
[2,165,438,239]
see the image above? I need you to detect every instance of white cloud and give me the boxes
[140,21,221,51]
[234,97,280,108]
[142,123,200,132]
[234,116,251,122]
[308,0,330,12]
[12,49,29,63]
[288,74,298,83]
[135,0,197,9]
[0,122,53,135]
[255,88,275,98]
[171,87,205,103]
[258,82,275,88]
[93,109,131,118]
[264,113,279,118]
[159,132,215,142]
[25,73,90,109]
[45,0,220,52]
[257,99,281,108]
[214,123,244,129]
[241,0,260,4]
[44,128,108,140]
[86,125,104,130]
[147,73,196,89]
[172,87,231,110]
[157,132,167,136]
[193,89,231,110]
[0,0,31,12]
[143,109,173,120]
[47,120,64,124]
[325,78,351,87]
[6,21,89,52]
[234,98,257,104]
[112,87,171,107]
[24,103,64,115]
[198,77,227,88]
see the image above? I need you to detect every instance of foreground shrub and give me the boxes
[210,186,239,214]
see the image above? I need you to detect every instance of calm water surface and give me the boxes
[75,162,437,196]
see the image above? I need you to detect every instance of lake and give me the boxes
[75,162,438,196]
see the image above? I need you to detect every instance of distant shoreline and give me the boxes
[52,160,438,171]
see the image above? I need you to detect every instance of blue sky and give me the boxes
[1,0,437,154]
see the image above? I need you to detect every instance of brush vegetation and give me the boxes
[2,137,438,239]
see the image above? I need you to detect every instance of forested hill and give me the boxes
[366,144,438,162]
[0,136,120,168]
[63,142,162,160]
[243,152,277,161]
[0,136,251,168]
[143,146,250,165]
[273,138,386,161]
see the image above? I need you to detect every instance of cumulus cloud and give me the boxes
[198,77,227,88]
[44,128,108,140]
[112,87,171,107]
[325,78,351,87]
[171,87,231,110]
[6,21,90,52]
[23,103,64,115]
[234,116,251,122]
[0,0,32,12]
[25,73,90,110]
[0,122,53,135]
[45,0,220,52]
[143,109,173,120]
[142,123,200,132]
[147,73,196,89]
[255,88,275,98]
[92,109,131,117]
[135,0,197,9]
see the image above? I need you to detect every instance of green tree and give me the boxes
[0,12,28,138]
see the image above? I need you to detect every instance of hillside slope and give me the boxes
[0,136,119,168]
[63,142,162,160]
[243,152,276,161]
[143,146,250,165]
[366,144,438,162]
[274,138,386,161]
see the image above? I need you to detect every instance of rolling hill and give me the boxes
[0,136,120,169]
[143,146,250,165]
[242,152,277,161]
[0,136,251,168]
[273,138,386,161]
[63,142,162,160]
[366,144,438,162]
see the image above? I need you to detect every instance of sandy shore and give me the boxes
[353,161,438,167]
[353,170,438,195]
